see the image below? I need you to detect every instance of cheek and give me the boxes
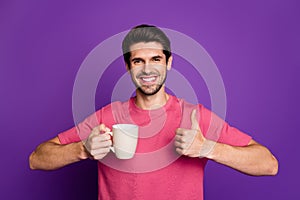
[129,68,139,77]
[160,69,167,76]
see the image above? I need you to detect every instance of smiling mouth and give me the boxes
[139,76,158,85]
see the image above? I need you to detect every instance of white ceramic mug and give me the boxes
[108,124,139,159]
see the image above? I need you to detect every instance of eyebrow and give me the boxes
[152,55,163,60]
[131,55,164,62]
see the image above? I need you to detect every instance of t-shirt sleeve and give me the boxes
[199,105,252,147]
[58,110,102,145]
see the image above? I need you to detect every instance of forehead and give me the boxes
[129,42,165,58]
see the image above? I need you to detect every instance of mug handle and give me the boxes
[107,131,115,153]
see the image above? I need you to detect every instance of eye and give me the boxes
[132,59,142,65]
[153,57,161,62]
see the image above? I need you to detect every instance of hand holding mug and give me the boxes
[84,124,112,160]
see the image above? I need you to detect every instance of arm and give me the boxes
[29,137,89,170]
[29,124,112,170]
[206,139,278,176]
[175,109,278,176]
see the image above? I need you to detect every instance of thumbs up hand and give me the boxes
[175,109,213,158]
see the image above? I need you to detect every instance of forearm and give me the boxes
[29,141,88,170]
[206,140,278,176]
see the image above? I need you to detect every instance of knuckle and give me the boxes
[180,137,185,143]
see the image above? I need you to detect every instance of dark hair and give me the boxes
[122,24,172,67]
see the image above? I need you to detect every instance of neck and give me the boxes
[135,87,169,110]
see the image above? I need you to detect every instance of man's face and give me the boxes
[127,42,172,96]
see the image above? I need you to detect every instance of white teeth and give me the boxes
[142,77,155,82]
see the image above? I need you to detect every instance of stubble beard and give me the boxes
[133,72,167,96]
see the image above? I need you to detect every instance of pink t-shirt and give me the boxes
[58,95,251,200]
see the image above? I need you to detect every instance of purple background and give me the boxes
[1,0,299,199]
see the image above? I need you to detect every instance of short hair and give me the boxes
[122,24,172,67]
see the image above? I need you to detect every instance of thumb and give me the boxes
[90,124,108,136]
[95,124,110,134]
[191,109,200,130]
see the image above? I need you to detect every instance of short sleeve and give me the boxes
[199,105,252,147]
[58,110,102,145]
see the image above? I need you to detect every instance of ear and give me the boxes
[167,56,173,71]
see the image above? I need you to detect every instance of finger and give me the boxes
[175,147,183,155]
[89,139,112,150]
[176,129,198,145]
[174,140,183,148]
[176,128,188,136]
[98,124,110,133]
[175,147,188,155]
[175,135,183,142]
[93,154,108,160]
[91,124,110,135]
[90,147,111,157]
[91,124,108,136]
[90,133,111,143]
[174,140,190,149]
[191,109,200,130]
[102,132,112,140]
[90,127,101,136]
[92,150,111,160]
[175,134,189,143]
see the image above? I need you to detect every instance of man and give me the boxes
[29,24,278,200]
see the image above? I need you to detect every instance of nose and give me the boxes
[142,63,152,74]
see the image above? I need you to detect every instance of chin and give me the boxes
[138,85,163,96]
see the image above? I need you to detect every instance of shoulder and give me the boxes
[173,96,205,111]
